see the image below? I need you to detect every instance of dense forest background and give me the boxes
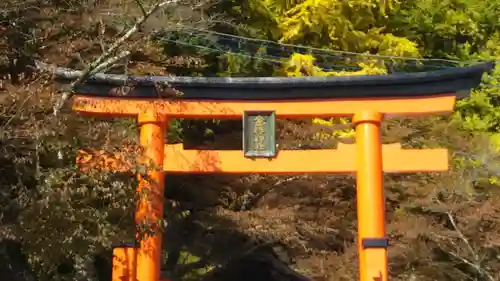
[1,0,500,280]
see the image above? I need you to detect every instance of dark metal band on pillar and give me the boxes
[362,237,389,249]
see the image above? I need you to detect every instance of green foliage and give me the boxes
[0,85,139,281]
[217,49,275,77]
[391,0,500,58]
[453,35,500,148]
[241,0,420,56]
[168,119,184,143]
[279,53,387,139]
[281,53,387,76]
[175,250,215,280]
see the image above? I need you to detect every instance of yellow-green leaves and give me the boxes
[281,52,387,141]
[253,0,419,57]
[282,53,387,76]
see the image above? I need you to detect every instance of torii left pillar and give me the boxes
[135,111,167,281]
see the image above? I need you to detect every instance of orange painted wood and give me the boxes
[76,143,448,174]
[162,144,447,173]
[72,94,456,118]
[135,112,166,281]
[112,246,136,281]
[353,111,388,281]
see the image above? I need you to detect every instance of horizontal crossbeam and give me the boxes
[72,94,456,118]
[77,143,448,174]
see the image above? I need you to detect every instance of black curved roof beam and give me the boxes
[47,61,495,100]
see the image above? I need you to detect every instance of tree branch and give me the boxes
[52,0,181,116]
[134,0,149,17]
[445,212,495,281]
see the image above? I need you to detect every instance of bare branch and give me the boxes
[445,212,495,281]
[98,19,107,53]
[446,213,479,261]
[91,50,132,75]
[52,0,181,116]
[134,0,149,18]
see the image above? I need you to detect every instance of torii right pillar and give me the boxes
[354,111,387,281]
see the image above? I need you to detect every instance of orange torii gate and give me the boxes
[52,62,493,281]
